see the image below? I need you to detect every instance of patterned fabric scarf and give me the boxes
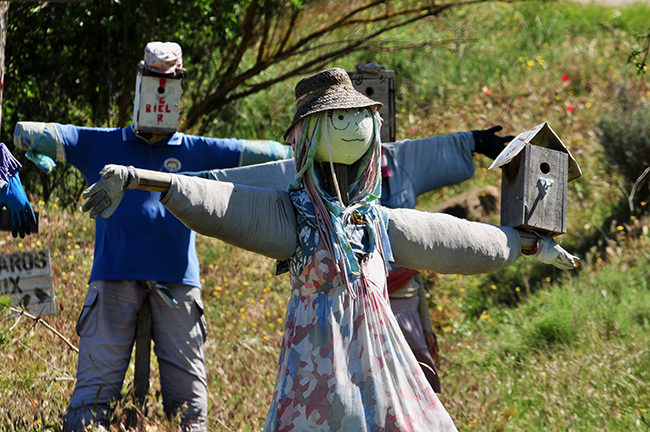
[287,111,392,292]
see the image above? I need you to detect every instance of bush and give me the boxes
[523,307,577,351]
[598,82,650,210]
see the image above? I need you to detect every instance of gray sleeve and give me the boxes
[382,132,476,205]
[160,174,297,260]
[385,207,521,274]
[183,159,296,191]
[240,139,293,166]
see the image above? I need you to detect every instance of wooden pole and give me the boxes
[134,293,152,405]
[0,2,9,131]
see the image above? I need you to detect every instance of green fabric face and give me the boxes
[313,108,374,165]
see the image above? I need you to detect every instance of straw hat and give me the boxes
[284,68,382,140]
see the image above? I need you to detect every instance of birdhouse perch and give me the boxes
[489,122,582,236]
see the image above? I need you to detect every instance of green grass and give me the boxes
[3,0,650,430]
[440,242,650,431]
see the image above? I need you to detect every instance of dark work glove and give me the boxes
[471,125,515,160]
[0,172,37,238]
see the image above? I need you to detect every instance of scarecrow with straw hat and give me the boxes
[170,80,516,396]
[82,68,579,431]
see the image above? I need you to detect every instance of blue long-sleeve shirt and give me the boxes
[13,122,292,287]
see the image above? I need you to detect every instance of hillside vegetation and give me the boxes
[2,1,650,431]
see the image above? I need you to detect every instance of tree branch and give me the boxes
[181,0,494,131]
[10,306,79,353]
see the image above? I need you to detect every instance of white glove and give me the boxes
[534,233,579,270]
[82,164,139,219]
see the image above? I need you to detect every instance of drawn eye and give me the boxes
[330,109,350,130]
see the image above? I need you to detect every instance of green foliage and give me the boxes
[0,294,10,346]
[628,32,650,73]
[478,253,650,362]
[440,250,650,430]
[598,83,650,210]
[0,294,10,309]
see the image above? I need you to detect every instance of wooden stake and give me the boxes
[134,294,152,405]
[0,2,9,129]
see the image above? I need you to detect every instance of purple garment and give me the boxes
[0,143,21,189]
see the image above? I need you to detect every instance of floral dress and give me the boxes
[263,190,457,432]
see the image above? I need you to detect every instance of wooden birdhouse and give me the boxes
[347,64,396,143]
[489,122,582,236]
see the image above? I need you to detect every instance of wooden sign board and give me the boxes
[0,249,55,316]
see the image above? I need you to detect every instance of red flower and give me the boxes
[566,105,574,113]
[561,73,570,82]
[482,86,492,96]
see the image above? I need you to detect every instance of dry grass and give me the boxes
[3,1,650,431]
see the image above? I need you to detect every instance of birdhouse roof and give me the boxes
[489,122,582,182]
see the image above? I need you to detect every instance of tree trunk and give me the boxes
[0,2,9,132]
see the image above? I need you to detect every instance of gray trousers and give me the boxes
[65,280,208,431]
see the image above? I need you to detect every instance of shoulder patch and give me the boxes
[164,158,182,172]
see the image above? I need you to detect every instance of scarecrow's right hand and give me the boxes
[82,164,139,219]
[520,230,579,270]
[13,122,59,174]
[535,234,580,270]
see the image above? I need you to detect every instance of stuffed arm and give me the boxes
[160,174,297,260]
[240,140,293,166]
[83,165,298,259]
[13,122,64,174]
[386,208,578,273]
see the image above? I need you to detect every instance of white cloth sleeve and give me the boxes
[160,174,298,260]
[13,122,66,161]
[385,207,521,274]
